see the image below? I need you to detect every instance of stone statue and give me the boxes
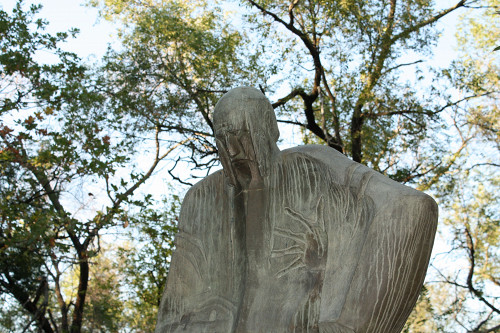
[155,87,438,333]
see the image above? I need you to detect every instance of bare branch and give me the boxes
[48,310,59,333]
[195,88,228,94]
[321,71,343,151]
[113,130,192,209]
[247,0,322,95]
[467,162,500,171]
[368,91,494,119]
[271,88,305,109]
[277,119,306,127]
[435,91,495,114]
[158,124,212,137]
[391,0,467,43]
[464,226,500,314]
[381,60,424,76]
[469,311,495,332]
[481,324,500,333]
[288,0,300,26]
[168,156,195,186]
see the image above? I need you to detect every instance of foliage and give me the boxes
[409,1,498,331]
[442,174,499,331]
[1,0,498,331]
[0,1,180,332]
[238,0,496,186]
[0,2,87,331]
[403,285,442,332]
[406,172,499,332]
[83,251,125,332]
[92,0,498,331]
[92,0,496,184]
[400,1,499,330]
[90,0,267,182]
[116,195,179,332]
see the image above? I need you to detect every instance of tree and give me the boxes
[93,0,494,183]
[83,250,126,332]
[90,0,273,183]
[405,1,499,331]
[116,195,179,332]
[2,0,497,331]
[93,0,498,331]
[0,1,181,332]
[241,0,496,182]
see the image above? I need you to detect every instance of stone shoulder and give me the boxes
[182,169,225,199]
[279,144,437,205]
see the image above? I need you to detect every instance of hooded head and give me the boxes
[213,87,280,187]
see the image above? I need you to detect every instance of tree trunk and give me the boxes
[351,104,364,163]
[70,252,89,333]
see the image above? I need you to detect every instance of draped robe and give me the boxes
[155,145,437,333]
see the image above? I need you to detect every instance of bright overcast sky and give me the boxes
[1,0,462,66]
[1,0,117,60]
[0,0,468,210]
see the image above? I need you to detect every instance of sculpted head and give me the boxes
[213,87,280,187]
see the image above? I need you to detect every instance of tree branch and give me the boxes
[381,59,424,76]
[391,0,467,43]
[271,88,305,109]
[321,71,343,151]
[112,133,192,210]
[288,0,300,26]
[469,311,495,332]
[464,226,500,314]
[0,275,54,333]
[277,119,306,127]
[467,162,500,171]
[247,0,322,96]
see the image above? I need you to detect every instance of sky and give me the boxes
[0,0,468,191]
[1,0,463,65]
[0,0,470,171]
[1,0,476,274]
[0,0,470,192]
[1,0,117,60]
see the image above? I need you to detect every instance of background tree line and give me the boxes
[0,0,498,332]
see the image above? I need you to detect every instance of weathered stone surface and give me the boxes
[155,87,438,333]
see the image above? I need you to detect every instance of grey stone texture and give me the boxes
[155,87,438,333]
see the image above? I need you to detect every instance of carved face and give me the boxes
[216,128,255,163]
[216,125,259,188]
[213,87,281,187]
